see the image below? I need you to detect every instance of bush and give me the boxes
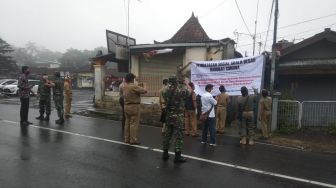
[328,123,336,135]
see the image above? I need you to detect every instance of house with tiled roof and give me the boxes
[276,28,336,100]
[129,13,237,96]
[89,13,239,125]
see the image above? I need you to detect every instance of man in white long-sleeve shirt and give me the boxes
[201,84,217,146]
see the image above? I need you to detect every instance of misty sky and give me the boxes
[0,0,335,55]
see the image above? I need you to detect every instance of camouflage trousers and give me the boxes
[39,96,51,115]
[238,111,256,138]
[162,124,184,151]
[54,95,64,119]
[162,112,184,151]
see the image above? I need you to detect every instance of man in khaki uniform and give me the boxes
[64,76,72,119]
[159,79,168,134]
[184,82,198,137]
[259,89,272,139]
[123,73,147,145]
[216,85,230,134]
[237,86,258,145]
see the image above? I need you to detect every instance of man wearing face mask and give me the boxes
[18,66,34,126]
[36,74,53,121]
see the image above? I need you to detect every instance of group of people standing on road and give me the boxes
[18,66,72,127]
[157,77,272,163]
[117,71,273,164]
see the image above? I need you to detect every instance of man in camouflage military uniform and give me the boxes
[53,72,64,124]
[162,76,191,163]
[36,74,52,121]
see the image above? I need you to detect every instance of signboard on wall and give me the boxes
[106,30,135,59]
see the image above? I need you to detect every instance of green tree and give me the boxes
[11,47,35,66]
[58,48,91,69]
[0,38,17,72]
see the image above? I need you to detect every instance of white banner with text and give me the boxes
[191,55,264,96]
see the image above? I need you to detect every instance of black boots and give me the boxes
[162,149,169,161]
[174,150,186,164]
[55,118,64,125]
[36,114,49,121]
[56,112,64,125]
[35,114,44,120]
[44,115,50,121]
[162,150,186,163]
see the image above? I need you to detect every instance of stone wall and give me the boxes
[95,93,162,126]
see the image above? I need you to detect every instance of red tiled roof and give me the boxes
[160,13,213,44]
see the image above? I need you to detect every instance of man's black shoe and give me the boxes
[36,115,44,120]
[20,121,29,126]
[55,118,64,125]
[174,151,186,164]
[44,115,50,121]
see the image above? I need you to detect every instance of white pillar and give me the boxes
[271,92,281,131]
[131,55,139,76]
[94,63,106,104]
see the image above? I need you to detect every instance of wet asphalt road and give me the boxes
[0,104,336,188]
[0,89,94,112]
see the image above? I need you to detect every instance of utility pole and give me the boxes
[270,0,279,132]
[258,41,262,55]
[270,0,278,92]
[253,0,260,56]
[234,31,239,48]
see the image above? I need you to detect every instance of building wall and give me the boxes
[130,44,236,97]
[225,43,235,59]
[277,40,336,101]
[277,74,336,101]
[77,72,94,88]
[207,47,222,60]
[185,47,207,65]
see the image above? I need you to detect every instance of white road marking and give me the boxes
[2,120,18,124]
[255,141,306,151]
[1,120,336,188]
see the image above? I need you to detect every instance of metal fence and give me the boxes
[277,100,336,129]
[277,100,302,130]
[301,101,336,127]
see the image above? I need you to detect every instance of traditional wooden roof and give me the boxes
[159,12,213,44]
